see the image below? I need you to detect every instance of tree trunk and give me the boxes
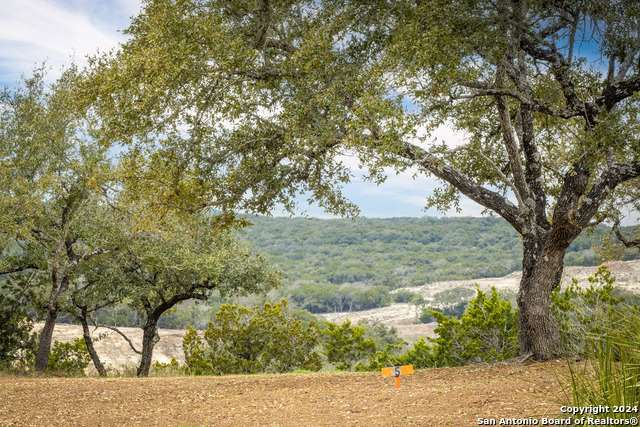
[517,233,569,360]
[35,308,58,370]
[78,310,107,377]
[137,320,160,377]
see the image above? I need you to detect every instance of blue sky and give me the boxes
[0,1,636,224]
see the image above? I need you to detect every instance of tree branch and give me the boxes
[577,161,640,229]
[614,39,640,84]
[401,141,523,233]
[495,67,530,207]
[595,76,640,113]
[100,325,142,355]
[519,37,587,121]
[613,220,640,251]
[0,263,39,276]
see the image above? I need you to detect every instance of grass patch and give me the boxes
[557,306,640,419]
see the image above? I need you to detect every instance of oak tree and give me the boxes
[83,0,640,360]
[0,69,117,370]
[72,212,281,377]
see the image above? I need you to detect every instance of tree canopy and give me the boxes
[0,67,281,373]
[80,0,640,360]
[70,211,281,376]
[0,67,119,370]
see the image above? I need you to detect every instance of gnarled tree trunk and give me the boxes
[517,234,567,359]
[78,307,107,377]
[137,317,161,377]
[34,308,58,370]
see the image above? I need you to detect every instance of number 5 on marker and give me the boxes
[381,365,414,388]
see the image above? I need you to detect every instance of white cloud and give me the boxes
[0,1,120,54]
[110,0,143,18]
[0,0,140,84]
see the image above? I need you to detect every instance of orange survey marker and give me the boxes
[381,365,414,388]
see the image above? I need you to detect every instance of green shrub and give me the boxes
[47,338,91,376]
[151,357,183,376]
[182,326,208,375]
[0,305,37,370]
[558,305,640,421]
[392,338,436,369]
[0,278,38,370]
[183,299,321,375]
[323,319,377,371]
[555,267,640,418]
[393,290,417,303]
[552,266,625,355]
[428,286,518,366]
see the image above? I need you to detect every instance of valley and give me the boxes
[41,260,640,373]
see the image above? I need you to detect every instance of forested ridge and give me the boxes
[240,215,637,287]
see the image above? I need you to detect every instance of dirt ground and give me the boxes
[0,360,571,426]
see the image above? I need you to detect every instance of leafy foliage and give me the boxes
[47,338,91,376]
[428,286,519,367]
[241,216,633,315]
[391,338,436,370]
[323,319,378,371]
[552,266,628,355]
[0,277,38,369]
[559,306,640,420]
[242,216,619,288]
[0,67,118,370]
[151,357,182,377]
[70,211,282,377]
[183,300,321,375]
[81,0,640,361]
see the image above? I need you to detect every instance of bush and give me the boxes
[392,290,419,303]
[392,338,436,369]
[558,305,640,421]
[0,278,38,370]
[47,338,91,376]
[183,299,322,375]
[428,286,518,366]
[554,266,640,418]
[319,319,409,372]
[323,319,377,371]
[151,358,183,376]
[552,266,625,355]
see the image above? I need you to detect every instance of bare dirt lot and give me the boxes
[0,360,569,426]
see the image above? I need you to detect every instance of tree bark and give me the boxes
[78,309,107,377]
[517,248,563,359]
[34,308,58,370]
[137,319,160,377]
[517,220,579,360]
[134,291,201,376]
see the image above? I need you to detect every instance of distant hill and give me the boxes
[239,215,638,288]
[87,216,639,327]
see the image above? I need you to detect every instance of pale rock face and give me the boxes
[321,260,640,343]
